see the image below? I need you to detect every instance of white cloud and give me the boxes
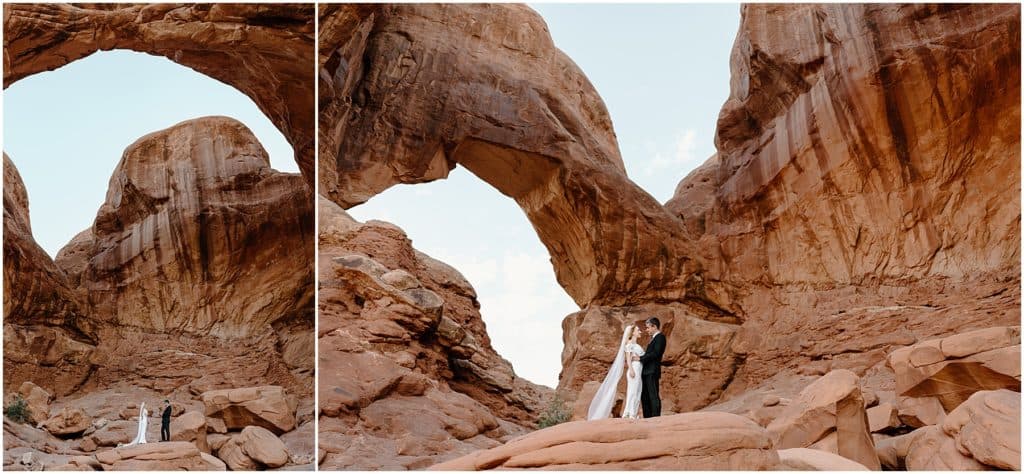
[644,129,698,176]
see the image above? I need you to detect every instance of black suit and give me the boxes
[638,332,666,418]
[161,406,172,441]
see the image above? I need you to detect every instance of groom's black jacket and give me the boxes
[639,332,666,376]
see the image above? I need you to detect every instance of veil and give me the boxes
[128,402,148,446]
[587,326,632,420]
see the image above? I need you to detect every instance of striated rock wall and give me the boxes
[56,117,314,339]
[3,154,97,395]
[5,117,313,403]
[670,3,1020,290]
[664,3,1021,400]
[3,3,315,181]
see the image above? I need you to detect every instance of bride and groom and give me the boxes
[587,317,666,420]
[120,400,173,447]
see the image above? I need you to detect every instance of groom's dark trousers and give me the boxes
[639,332,666,418]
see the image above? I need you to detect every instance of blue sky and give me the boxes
[2,50,295,257]
[349,4,741,387]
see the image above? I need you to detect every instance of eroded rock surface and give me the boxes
[430,412,781,470]
[317,197,548,469]
[4,118,313,469]
[317,2,1020,471]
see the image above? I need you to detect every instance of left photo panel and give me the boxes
[2,4,315,471]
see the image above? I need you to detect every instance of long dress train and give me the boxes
[587,328,632,420]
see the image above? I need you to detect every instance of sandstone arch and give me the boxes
[3,3,315,182]
[318,4,709,309]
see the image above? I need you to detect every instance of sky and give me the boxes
[2,50,295,258]
[349,4,741,387]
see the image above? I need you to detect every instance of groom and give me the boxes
[638,317,666,418]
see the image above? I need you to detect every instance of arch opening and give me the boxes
[347,166,577,388]
[4,50,295,258]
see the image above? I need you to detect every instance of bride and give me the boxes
[587,325,645,420]
[122,403,148,446]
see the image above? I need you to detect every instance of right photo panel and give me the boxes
[317,3,1022,471]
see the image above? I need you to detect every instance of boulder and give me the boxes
[874,431,922,470]
[201,386,296,434]
[866,403,901,433]
[942,389,1020,470]
[170,411,209,453]
[86,420,135,447]
[215,436,258,471]
[767,370,880,470]
[905,425,989,470]
[40,407,91,437]
[17,382,52,425]
[888,327,1021,412]
[238,425,290,468]
[896,395,947,428]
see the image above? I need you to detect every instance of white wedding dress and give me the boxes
[587,328,645,420]
[622,342,645,419]
[125,403,148,446]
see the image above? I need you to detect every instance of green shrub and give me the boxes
[4,395,30,423]
[537,395,571,429]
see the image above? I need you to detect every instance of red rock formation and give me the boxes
[318,4,703,309]
[61,117,313,339]
[3,154,97,395]
[4,117,314,469]
[3,3,315,181]
[319,3,1020,469]
[317,197,550,469]
[665,2,1021,405]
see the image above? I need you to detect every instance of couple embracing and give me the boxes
[587,317,666,420]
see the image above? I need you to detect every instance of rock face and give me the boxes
[3,3,315,180]
[317,197,548,469]
[3,155,96,395]
[318,4,702,308]
[666,2,1021,402]
[430,412,781,470]
[201,386,297,435]
[63,117,313,340]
